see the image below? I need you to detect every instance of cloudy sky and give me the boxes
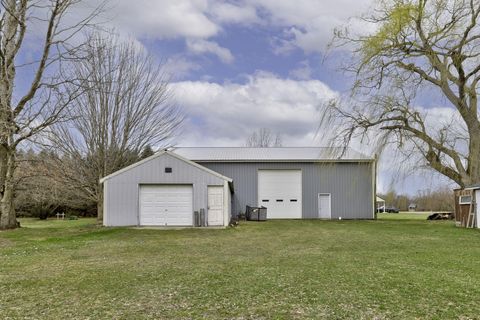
[97,0,370,145]
[23,0,458,194]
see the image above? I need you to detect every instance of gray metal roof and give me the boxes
[465,183,480,190]
[172,147,373,162]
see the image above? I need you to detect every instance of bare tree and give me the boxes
[14,149,86,217]
[323,0,480,188]
[0,0,103,229]
[245,128,282,147]
[51,32,183,223]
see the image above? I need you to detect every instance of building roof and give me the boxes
[172,147,373,162]
[465,183,480,190]
[100,150,233,183]
[376,196,385,202]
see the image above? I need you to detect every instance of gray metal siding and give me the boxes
[104,153,226,226]
[198,162,374,219]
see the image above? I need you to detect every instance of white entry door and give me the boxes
[318,193,331,219]
[258,170,302,219]
[139,185,193,226]
[208,186,224,226]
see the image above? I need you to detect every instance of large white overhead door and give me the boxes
[139,185,193,226]
[258,170,302,219]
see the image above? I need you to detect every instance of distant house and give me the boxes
[408,203,417,211]
[376,196,386,212]
[100,147,376,227]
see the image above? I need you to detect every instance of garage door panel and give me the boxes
[139,185,193,226]
[258,170,302,219]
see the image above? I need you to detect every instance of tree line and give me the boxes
[15,146,155,219]
[379,187,454,212]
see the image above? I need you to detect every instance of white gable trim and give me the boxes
[99,150,233,184]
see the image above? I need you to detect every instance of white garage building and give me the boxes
[101,147,376,227]
[101,150,232,227]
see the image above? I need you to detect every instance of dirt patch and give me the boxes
[0,237,13,248]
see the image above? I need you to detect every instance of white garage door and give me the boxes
[139,185,193,226]
[258,170,302,219]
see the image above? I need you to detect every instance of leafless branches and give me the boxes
[325,0,480,187]
[0,0,105,229]
[50,31,183,221]
[245,128,282,147]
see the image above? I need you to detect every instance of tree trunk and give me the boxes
[0,149,17,229]
[467,124,480,186]
[97,182,103,224]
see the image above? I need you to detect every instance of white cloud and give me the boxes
[108,0,219,40]
[64,0,375,61]
[171,71,338,146]
[211,2,259,24]
[93,0,373,55]
[163,55,201,80]
[249,0,373,53]
[97,0,256,40]
[186,39,235,63]
[289,60,312,80]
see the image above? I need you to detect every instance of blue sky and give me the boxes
[19,0,458,194]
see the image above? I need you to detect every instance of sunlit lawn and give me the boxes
[377,211,431,220]
[1,216,479,319]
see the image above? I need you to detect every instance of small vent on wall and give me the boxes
[165,167,172,173]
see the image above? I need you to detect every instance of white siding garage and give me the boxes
[101,151,233,227]
[139,185,193,226]
[258,169,302,218]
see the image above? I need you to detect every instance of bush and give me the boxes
[31,206,52,220]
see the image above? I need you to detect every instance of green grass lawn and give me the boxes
[378,211,431,220]
[1,217,479,319]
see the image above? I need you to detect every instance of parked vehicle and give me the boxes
[376,206,400,213]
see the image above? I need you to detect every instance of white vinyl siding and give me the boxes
[103,152,232,227]
[139,185,193,226]
[258,170,302,219]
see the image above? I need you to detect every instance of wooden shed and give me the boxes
[454,187,477,227]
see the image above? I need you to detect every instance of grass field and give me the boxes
[1,215,479,319]
[378,211,431,220]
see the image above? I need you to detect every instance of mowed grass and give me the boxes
[378,211,431,220]
[1,216,480,319]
